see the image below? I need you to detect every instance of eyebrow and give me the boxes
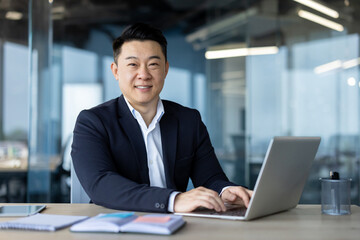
[125,55,162,60]
[149,56,161,60]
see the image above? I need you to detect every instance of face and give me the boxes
[111,40,169,111]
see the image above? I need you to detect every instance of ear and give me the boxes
[164,61,169,77]
[111,62,119,80]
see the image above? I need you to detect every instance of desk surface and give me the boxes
[0,204,359,240]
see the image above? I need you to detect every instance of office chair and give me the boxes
[70,160,90,203]
[62,134,89,203]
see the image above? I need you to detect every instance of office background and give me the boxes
[0,0,359,205]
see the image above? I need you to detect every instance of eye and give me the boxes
[127,63,137,67]
[149,62,159,67]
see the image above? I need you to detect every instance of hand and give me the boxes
[221,186,253,208]
[174,187,226,213]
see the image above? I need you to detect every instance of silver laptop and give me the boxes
[176,136,321,221]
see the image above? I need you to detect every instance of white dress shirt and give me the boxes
[124,97,179,212]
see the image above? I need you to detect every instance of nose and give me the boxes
[137,66,151,80]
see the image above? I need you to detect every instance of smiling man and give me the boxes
[71,23,252,213]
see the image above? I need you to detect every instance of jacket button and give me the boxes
[155,203,160,208]
[160,204,165,209]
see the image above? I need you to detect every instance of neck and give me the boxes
[128,98,159,127]
[138,107,157,127]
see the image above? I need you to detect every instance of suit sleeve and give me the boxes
[71,110,174,213]
[190,110,238,193]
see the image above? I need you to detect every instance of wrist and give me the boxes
[167,191,181,212]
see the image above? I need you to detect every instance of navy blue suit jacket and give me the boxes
[71,95,236,213]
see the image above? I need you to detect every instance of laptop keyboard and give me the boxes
[194,204,247,217]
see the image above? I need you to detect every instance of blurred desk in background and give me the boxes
[0,156,61,202]
[0,157,27,202]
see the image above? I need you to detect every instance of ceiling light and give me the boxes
[294,0,339,18]
[205,46,279,59]
[347,77,356,86]
[314,60,342,74]
[343,58,360,69]
[298,10,344,32]
[315,58,360,74]
[5,11,23,20]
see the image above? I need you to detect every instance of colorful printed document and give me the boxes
[70,212,185,235]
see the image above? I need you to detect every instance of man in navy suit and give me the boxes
[71,23,252,213]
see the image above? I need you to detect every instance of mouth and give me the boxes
[135,85,152,89]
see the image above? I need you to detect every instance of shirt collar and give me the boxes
[123,96,165,124]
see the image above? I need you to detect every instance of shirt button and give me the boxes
[149,160,153,165]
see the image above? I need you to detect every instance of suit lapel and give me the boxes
[160,106,178,189]
[117,96,150,184]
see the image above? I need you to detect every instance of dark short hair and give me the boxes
[112,23,167,63]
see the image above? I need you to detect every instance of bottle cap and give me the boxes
[330,171,339,180]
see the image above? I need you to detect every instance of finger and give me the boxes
[226,187,251,207]
[174,191,210,212]
[221,191,237,203]
[174,187,226,212]
[195,198,223,212]
[246,189,254,198]
[197,188,226,212]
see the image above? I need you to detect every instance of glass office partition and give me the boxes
[197,0,360,204]
[246,34,360,203]
[0,1,29,203]
[206,56,247,185]
[28,0,63,202]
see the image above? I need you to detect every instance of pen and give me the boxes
[330,171,340,214]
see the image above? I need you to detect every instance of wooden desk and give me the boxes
[0,204,359,240]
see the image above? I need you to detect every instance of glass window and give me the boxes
[200,0,360,204]
[0,1,29,203]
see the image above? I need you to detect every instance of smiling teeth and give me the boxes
[136,86,150,89]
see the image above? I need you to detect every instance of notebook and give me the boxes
[176,136,321,221]
[0,213,88,231]
[70,212,185,235]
